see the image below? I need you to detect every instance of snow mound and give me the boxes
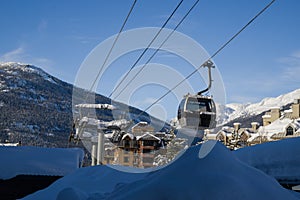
[24,142,299,200]
[23,165,148,200]
[235,137,300,183]
[0,146,84,180]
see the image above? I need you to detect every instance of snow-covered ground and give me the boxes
[219,88,300,124]
[0,146,84,180]
[24,140,300,200]
[235,137,300,183]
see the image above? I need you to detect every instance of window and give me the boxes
[124,149,129,154]
[124,140,130,147]
[286,126,294,136]
[123,157,129,163]
[143,140,154,146]
[178,99,185,118]
[143,157,153,164]
[186,98,212,112]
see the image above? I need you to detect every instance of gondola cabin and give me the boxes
[178,94,216,130]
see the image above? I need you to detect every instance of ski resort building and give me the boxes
[262,107,281,126]
[205,122,261,149]
[102,122,171,168]
[206,98,300,149]
[73,116,171,168]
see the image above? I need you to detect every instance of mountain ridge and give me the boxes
[1,62,299,146]
[219,88,300,126]
[0,62,168,147]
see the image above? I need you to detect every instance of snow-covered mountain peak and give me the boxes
[219,88,300,125]
[0,62,56,84]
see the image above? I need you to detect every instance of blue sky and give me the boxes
[1,0,300,120]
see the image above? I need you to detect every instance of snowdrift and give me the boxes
[0,146,84,180]
[235,137,300,183]
[24,141,299,200]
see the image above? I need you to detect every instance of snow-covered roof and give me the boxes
[286,122,300,130]
[106,119,130,127]
[270,106,281,110]
[218,129,234,136]
[284,109,293,113]
[104,133,114,139]
[262,114,271,118]
[257,118,293,137]
[154,132,166,136]
[293,119,300,127]
[122,133,134,140]
[221,126,234,131]
[79,117,129,129]
[79,117,101,126]
[240,129,253,136]
[247,133,260,142]
[0,146,84,180]
[132,121,149,129]
[136,133,161,141]
[75,104,116,110]
[0,142,19,146]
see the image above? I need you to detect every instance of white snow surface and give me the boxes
[0,142,19,146]
[257,118,292,138]
[0,146,84,180]
[0,62,57,84]
[235,137,300,182]
[79,117,130,130]
[24,141,299,200]
[220,88,300,125]
[75,104,116,110]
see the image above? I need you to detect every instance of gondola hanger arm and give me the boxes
[197,60,215,95]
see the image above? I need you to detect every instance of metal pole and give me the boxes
[91,143,97,166]
[97,132,104,165]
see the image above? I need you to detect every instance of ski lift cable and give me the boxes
[134,0,276,119]
[108,0,184,98]
[112,0,200,100]
[84,0,137,102]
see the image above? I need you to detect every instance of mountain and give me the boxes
[0,62,168,147]
[1,62,298,147]
[218,88,300,126]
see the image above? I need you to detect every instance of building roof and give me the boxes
[136,133,161,141]
[0,142,19,146]
[257,118,293,137]
[132,121,151,128]
[285,120,300,130]
[75,104,116,110]
[284,109,293,113]
[262,114,271,119]
[247,133,260,142]
[122,133,135,140]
